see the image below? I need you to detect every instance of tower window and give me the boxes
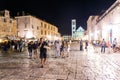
[73,27,75,30]
[73,22,75,25]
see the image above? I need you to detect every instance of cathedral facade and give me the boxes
[71,19,85,40]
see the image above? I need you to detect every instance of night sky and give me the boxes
[0,0,116,35]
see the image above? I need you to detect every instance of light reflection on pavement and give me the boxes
[0,42,120,80]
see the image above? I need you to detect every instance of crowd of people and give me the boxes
[0,38,72,68]
[0,39,25,53]
[0,37,119,68]
[27,38,119,68]
[27,38,72,68]
[92,38,119,53]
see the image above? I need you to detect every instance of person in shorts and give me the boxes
[39,38,50,68]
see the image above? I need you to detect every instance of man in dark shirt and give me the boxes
[39,37,50,68]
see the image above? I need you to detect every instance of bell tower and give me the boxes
[71,19,76,38]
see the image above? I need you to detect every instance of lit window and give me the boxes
[4,18,7,22]
[32,25,34,29]
[10,20,12,23]
[41,30,43,35]
[25,24,27,28]
[45,31,46,35]
[37,26,39,30]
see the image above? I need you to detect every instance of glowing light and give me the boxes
[47,35,51,40]
[26,31,33,38]
[90,32,93,36]
[53,36,58,40]
[0,39,2,43]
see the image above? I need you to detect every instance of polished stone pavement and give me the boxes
[0,42,120,80]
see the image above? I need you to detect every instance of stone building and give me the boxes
[0,10,17,38]
[15,15,61,41]
[87,0,120,44]
[87,16,99,41]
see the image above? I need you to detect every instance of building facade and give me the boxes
[87,16,99,41]
[75,26,85,40]
[15,15,61,41]
[0,10,17,38]
[71,19,85,40]
[63,35,72,41]
[87,0,120,44]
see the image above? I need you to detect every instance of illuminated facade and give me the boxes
[87,0,120,44]
[0,10,17,38]
[71,19,85,40]
[75,26,85,40]
[15,15,61,41]
[87,16,99,41]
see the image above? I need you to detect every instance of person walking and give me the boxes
[39,38,50,68]
[101,39,106,53]
[3,42,8,53]
[85,40,88,51]
[19,39,23,52]
[80,39,83,51]
[112,38,117,52]
[54,41,61,58]
[32,41,38,59]
[28,41,33,59]
[60,41,65,58]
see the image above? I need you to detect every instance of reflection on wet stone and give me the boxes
[1,43,120,80]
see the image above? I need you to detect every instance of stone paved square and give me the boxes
[1,43,120,80]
